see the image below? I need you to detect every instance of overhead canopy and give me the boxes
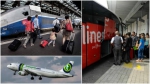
[107,1,149,26]
[1,0,81,17]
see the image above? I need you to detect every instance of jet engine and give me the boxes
[18,71,27,76]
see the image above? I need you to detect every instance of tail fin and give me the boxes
[59,61,74,73]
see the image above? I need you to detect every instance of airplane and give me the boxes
[7,61,74,80]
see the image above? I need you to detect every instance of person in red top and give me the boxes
[22,16,35,48]
[62,15,74,45]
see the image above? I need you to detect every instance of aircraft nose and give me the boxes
[7,65,10,68]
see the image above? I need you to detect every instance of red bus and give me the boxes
[82,1,124,69]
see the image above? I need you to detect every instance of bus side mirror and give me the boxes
[22,11,29,16]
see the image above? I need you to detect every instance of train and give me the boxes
[1,5,64,37]
[82,1,124,69]
[72,18,82,28]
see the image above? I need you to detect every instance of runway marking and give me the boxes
[123,62,133,69]
[1,32,50,45]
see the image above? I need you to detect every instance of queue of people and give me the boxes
[111,31,149,65]
[22,14,74,49]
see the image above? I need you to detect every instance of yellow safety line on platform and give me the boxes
[136,64,141,70]
[123,62,133,68]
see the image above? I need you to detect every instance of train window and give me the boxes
[42,18,53,25]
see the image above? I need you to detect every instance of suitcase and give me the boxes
[130,48,134,60]
[62,33,75,54]
[40,40,48,48]
[8,39,21,51]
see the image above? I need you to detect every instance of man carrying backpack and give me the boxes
[53,17,60,37]
[33,15,42,39]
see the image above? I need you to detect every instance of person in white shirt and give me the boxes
[53,18,60,26]
[33,15,42,39]
[52,17,60,37]
[111,31,123,65]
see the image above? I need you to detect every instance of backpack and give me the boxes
[54,20,60,32]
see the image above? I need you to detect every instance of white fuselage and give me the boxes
[7,63,73,78]
[24,67,72,78]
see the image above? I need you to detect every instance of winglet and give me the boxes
[59,61,74,73]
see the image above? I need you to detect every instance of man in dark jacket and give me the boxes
[123,33,132,63]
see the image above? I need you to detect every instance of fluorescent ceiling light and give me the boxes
[94,0,108,9]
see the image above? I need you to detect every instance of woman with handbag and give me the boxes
[22,16,35,48]
[62,15,74,45]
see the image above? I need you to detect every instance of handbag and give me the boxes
[65,20,73,32]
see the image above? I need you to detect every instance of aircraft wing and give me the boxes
[24,69,41,76]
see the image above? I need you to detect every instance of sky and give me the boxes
[94,0,108,9]
[1,56,81,83]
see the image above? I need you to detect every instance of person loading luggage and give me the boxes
[22,16,35,48]
[33,15,42,39]
[111,31,123,65]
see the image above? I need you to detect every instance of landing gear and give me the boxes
[31,76,34,80]
[39,76,42,80]
[14,71,16,75]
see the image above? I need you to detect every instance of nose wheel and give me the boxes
[14,71,16,75]
[39,76,42,80]
[31,76,34,80]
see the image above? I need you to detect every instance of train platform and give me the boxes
[1,28,81,55]
[95,58,149,83]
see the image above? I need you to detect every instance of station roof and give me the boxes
[1,0,81,17]
[107,1,149,27]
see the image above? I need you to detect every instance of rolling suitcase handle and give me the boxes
[70,32,75,41]
[66,32,75,51]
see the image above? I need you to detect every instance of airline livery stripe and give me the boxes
[63,63,72,73]
[20,64,24,71]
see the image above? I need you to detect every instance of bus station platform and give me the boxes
[95,58,149,83]
[1,29,81,55]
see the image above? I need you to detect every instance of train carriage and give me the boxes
[1,5,63,37]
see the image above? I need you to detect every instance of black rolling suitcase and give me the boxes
[8,39,22,51]
[62,33,75,54]
[8,33,25,51]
